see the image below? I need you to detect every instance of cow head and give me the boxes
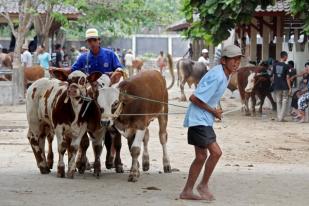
[245,72,256,93]
[245,71,270,93]
[53,70,102,101]
[96,75,121,127]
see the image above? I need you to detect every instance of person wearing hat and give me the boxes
[180,44,242,201]
[50,28,123,83]
[198,48,210,70]
[21,44,32,68]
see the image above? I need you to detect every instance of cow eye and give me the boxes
[112,100,119,108]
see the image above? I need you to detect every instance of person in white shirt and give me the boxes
[21,44,32,68]
[125,49,134,77]
[198,49,210,70]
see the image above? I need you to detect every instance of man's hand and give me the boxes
[213,108,223,120]
[110,71,123,84]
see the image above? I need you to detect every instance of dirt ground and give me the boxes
[0,76,309,206]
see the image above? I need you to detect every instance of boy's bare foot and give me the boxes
[197,184,215,201]
[179,191,202,200]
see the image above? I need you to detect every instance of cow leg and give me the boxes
[267,93,277,111]
[56,133,67,178]
[27,128,50,174]
[244,95,250,116]
[259,95,266,114]
[90,128,105,178]
[142,128,150,172]
[113,131,124,173]
[251,95,257,116]
[67,136,83,179]
[104,131,114,169]
[180,80,187,101]
[158,114,171,173]
[76,133,90,174]
[46,132,54,170]
[128,129,145,182]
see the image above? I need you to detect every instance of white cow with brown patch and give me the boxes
[26,71,104,178]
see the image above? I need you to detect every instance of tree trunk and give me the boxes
[192,38,205,61]
[12,34,25,104]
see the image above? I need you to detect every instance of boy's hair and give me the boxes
[305,62,309,67]
[280,51,288,58]
[55,44,61,50]
[288,60,294,68]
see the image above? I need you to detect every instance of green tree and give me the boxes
[181,0,308,45]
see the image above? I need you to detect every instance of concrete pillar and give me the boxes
[276,16,283,59]
[294,29,300,52]
[250,19,257,62]
[132,35,136,57]
[168,37,172,56]
[262,17,270,61]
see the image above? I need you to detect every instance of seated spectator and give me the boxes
[295,92,309,123]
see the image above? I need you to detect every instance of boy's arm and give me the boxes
[189,94,222,120]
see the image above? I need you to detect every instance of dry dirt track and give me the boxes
[0,75,309,206]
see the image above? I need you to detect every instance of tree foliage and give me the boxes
[65,0,183,37]
[181,0,308,45]
[290,0,309,34]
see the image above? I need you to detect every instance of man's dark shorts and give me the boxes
[187,125,216,148]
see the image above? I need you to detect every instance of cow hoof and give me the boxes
[105,162,114,169]
[76,161,84,174]
[67,170,75,179]
[47,161,53,170]
[245,113,251,116]
[57,166,65,178]
[39,167,50,174]
[142,162,150,172]
[128,174,138,182]
[163,165,172,173]
[115,165,124,173]
[86,161,91,170]
[93,171,101,178]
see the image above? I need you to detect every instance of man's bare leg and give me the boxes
[180,146,207,200]
[197,142,222,201]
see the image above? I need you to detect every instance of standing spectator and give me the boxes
[51,44,63,68]
[124,49,134,77]
[37,45,51,77]
[156,51,167,77]
[121,49,126,65]
[61,46,66,61]
[21,44,32,68]
[62,54,70,67]
[80,46,88,55]
[272,51,291,122]
[198,49,210,70]
[70,45,80,65]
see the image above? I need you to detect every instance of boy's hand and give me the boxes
[213,108,223,120]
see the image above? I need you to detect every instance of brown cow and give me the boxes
[96,70,171,182]
[132,58,144,73]
[237,65,276,115]
[26,71,105,178]
[24,65,45,87]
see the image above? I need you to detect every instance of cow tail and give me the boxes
[176,60,180,87]
[166,54,175,90]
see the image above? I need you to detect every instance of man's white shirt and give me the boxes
[125,53,134,66]
[198,56,209,70]
[21,50,33,67]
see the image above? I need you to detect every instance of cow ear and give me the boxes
[52,70,68,81]
[87,71,102,83]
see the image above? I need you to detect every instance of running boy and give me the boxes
[180,45,242,201]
